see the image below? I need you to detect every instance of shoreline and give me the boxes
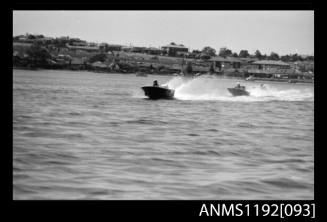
[13,67,314,84]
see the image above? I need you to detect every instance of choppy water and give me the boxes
[13,69,314,200]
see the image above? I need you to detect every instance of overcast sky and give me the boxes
[13,11,314,55]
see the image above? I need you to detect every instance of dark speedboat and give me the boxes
[227,86,250,96]
[142,86,175,99]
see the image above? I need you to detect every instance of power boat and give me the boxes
[142,85,175,99]
[227,85,250,96]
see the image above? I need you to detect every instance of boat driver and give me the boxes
[153,80,159,87]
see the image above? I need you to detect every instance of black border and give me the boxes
[12,0,314,10]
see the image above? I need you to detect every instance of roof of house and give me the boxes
[146,47,162,51]
[161,44,188,49]
[252,60,290,66]
[239,57,258,63]
[66,43,99,51]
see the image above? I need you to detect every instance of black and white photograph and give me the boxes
[13,10,314,200]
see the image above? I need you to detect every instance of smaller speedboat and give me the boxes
[227,85,250,96]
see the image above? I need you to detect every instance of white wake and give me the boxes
[162,75,313,102]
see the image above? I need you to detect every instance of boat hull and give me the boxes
[142,86,175,99]
[227,88,250,96]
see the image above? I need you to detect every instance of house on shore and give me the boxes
[145,47,163,55]
[246,67,312,80]
[245,59,313,80]
[131,46,147,53]
[66,43,99,52]
[238,57,258,67]
[121,46,133,52]
[99,43,122,52]
[161,44,189,57]
[250,60,290,70]
[245,60,291,79]
[210,56,244,71]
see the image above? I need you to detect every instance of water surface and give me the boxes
[13,69,314,199]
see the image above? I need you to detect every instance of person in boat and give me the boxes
[260,83,266,89]
[236,82,245,90]
[153,80,159,87]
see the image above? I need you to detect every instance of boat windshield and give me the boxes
[236,85,245,90]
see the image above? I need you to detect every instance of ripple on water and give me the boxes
[261,177,312,189]
[13,70,314,200]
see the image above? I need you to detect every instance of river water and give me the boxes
[13,69,314,200]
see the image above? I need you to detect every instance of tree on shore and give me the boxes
[88,53,108,63]
[269,52,280,60]
[239,50,250,58]
[202,46,216,56]
[27,34,44,40]
[218,47,233,57]
[281,54,291,62]
[306,56,314,61]
[255,50,263,60]
[26,43,51,66]
[290,53,304,62]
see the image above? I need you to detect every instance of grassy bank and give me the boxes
[13,41,314,83]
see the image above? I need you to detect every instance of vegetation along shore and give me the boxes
[13,34,314,83]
